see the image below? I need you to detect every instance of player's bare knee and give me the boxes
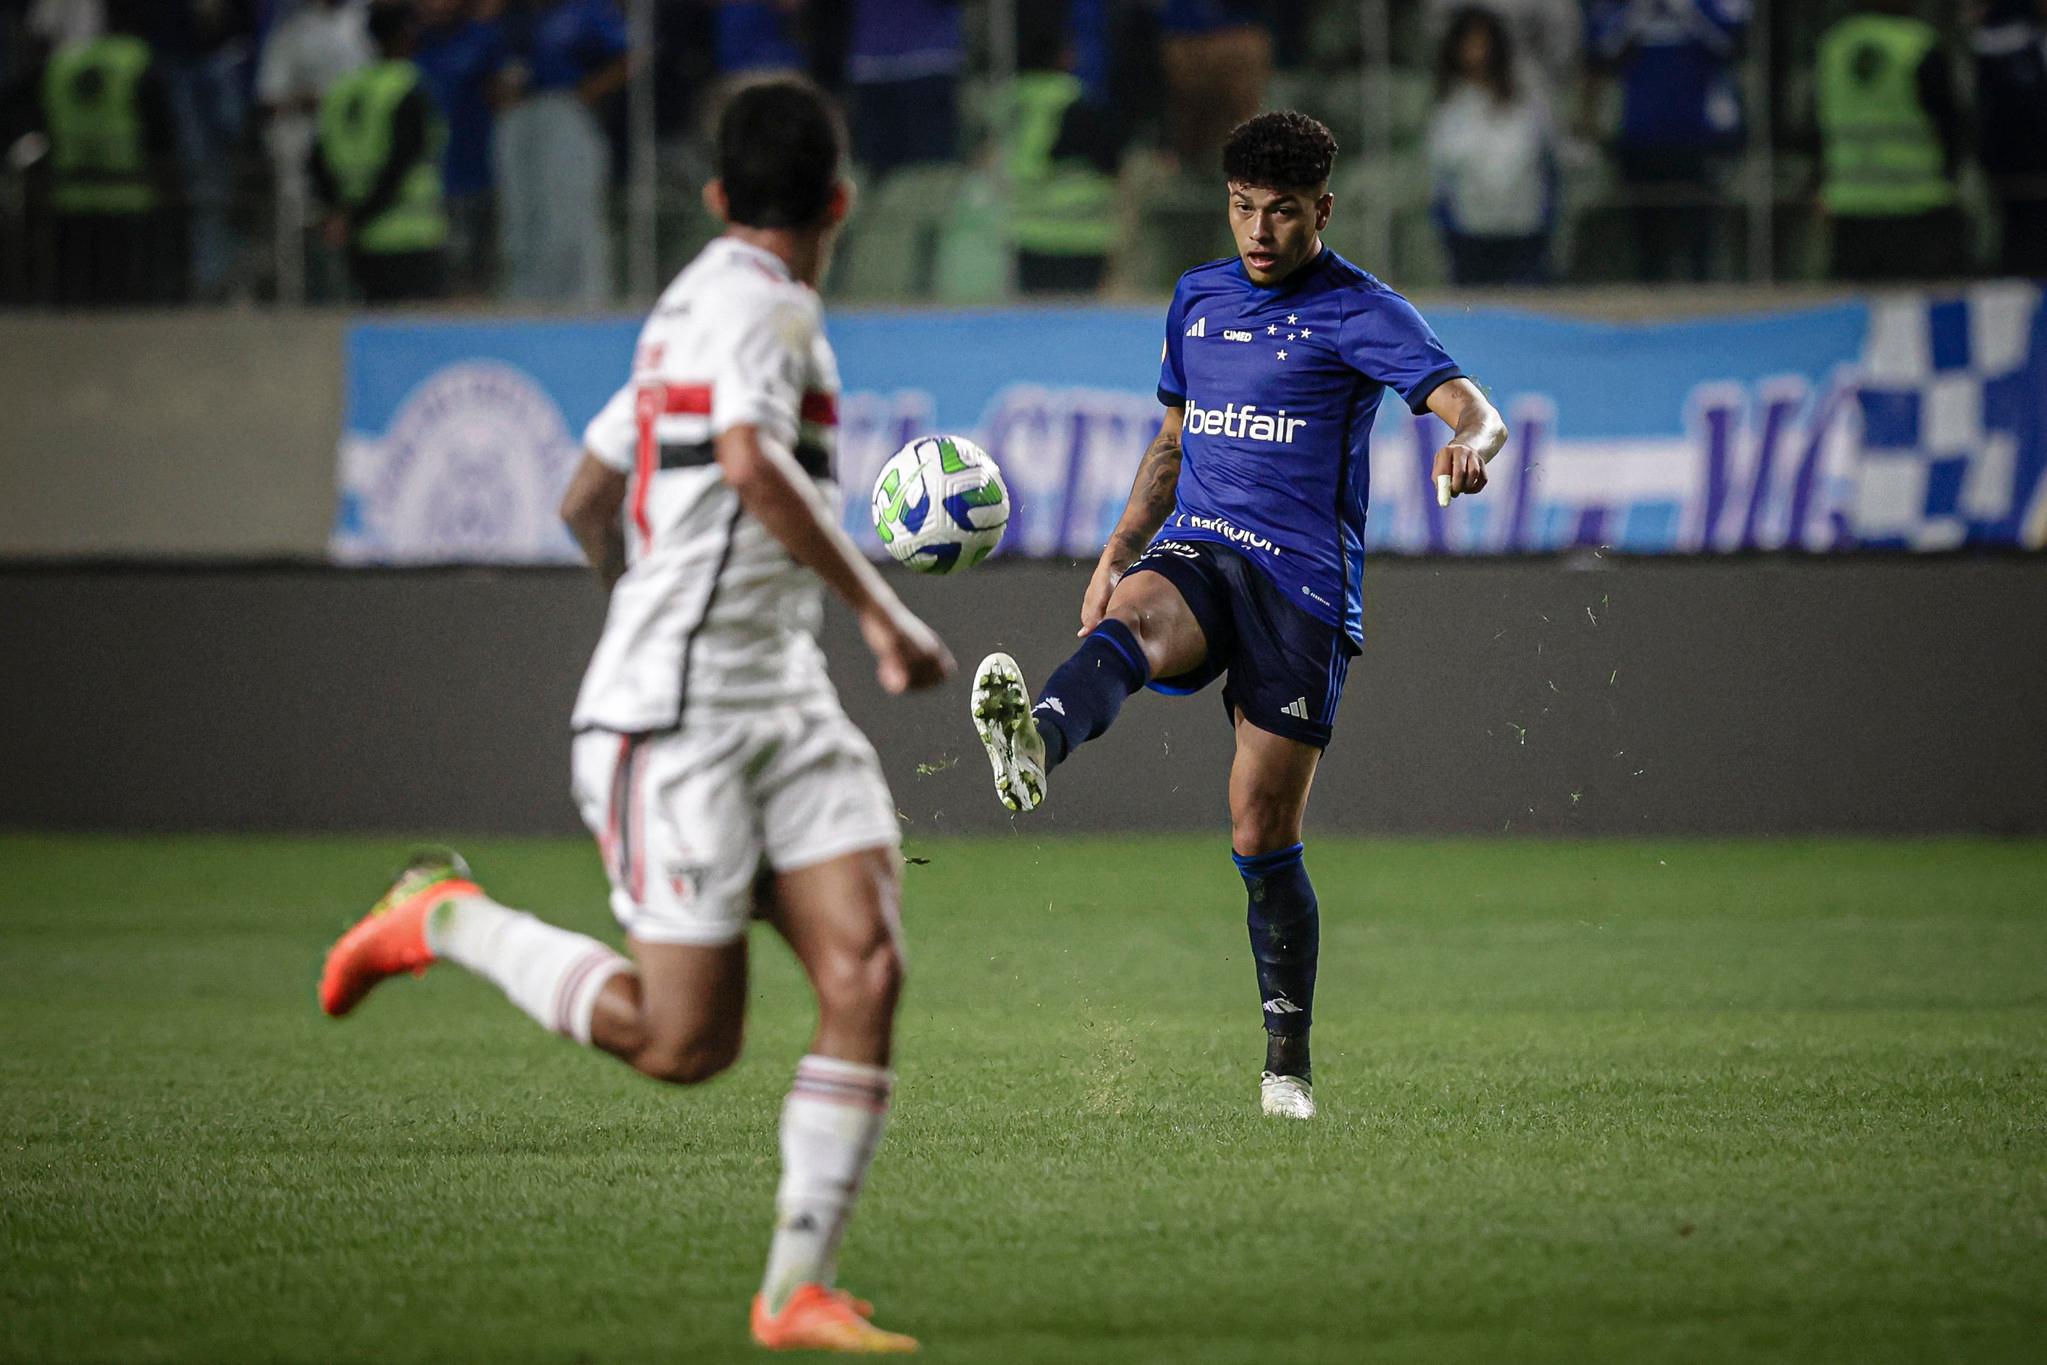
[855,938,908,1011]
[1104,601,1177,678]
[604,1012,652,1060]
[634,1042,738,1087]
[1231,800,1303,857]
[1103,599,1147,638]
[815,937,905,1025]
[633,1027,743,1086]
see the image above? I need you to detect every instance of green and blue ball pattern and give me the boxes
[870,434,1011,575]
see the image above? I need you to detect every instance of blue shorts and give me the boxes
[1123,538,1359,748]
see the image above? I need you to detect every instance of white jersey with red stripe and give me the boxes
[572,236,844,733]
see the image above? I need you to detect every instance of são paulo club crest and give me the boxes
[332,361,583,564]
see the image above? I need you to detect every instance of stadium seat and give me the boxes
[1550,145,1615,284]
[1268,70,1362,154]
[931,169,1011,305]
[1385,69,1435,151]
[1122,155,1236,294]
[1322,153,1444,286]
[657,191,724,283]
[831,164,968,303]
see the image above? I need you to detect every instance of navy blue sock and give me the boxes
[1234,842,1319,1078]
[1032,619,1148,771]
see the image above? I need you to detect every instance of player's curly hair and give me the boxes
[1221,111,1338,190]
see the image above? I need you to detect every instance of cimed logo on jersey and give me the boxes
[1184,315,1250,342]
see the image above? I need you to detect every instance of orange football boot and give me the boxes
[319,849,480,1017]
[750,1285,917,1354]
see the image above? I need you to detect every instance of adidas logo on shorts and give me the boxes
[1282,697,1311,720]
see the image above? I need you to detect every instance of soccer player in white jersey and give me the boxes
[319,76,950,1355]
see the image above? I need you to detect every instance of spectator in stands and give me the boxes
[416,0,503,295]
[713,0,804,78]
[26,0,102,50]
[1064,0,1113,105]
[1971,0,2047,278]
[1428,6,1557,286]
[493,0,627,306]
[1817,0,1967,283]
[1158,0,1272,169]
[258,0,372,301]
[637,0,714,145]
[1589,0,1748,283]
[311,0,447,302]
[1008,3,1118,294]
[845,0,961,181]
[1423,0,1583,104]
[163,1,257,302]
[1,6,37,191]
[0,6,21,90]
[37,0,179,304]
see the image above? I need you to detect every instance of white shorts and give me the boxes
[571,709,900,947]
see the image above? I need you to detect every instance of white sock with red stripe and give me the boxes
[425,895,628,1046]
[759,1055,894,1312]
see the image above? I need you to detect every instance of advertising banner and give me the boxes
[332,282,2046,564]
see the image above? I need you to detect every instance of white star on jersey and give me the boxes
[1276,349,1288,360]
[1287,313,1299,324]
[1266,324,1278,335]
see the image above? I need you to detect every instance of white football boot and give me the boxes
[971,652,1047,812]
[1260,1072,1317,1120]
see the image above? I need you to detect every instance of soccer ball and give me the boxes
[869,434,1010,574]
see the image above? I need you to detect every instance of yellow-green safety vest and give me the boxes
[1007,72,1116,258]
[43,35,158,215]
[318,60,449,254]
[1816,14,1955,218]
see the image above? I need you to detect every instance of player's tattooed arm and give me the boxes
[1105,406,1186,565]
[1424,378,1508,500]
[1080,405,1185,634]
[561,453,630,591]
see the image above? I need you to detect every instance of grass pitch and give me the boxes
[2,834,2043,1363]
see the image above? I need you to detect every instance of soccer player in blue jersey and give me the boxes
[971,111,1507,1119]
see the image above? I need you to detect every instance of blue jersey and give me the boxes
[1156,248,1463,643]
[417,18,504,197]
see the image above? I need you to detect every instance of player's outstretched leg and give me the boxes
[320,848,629,1038]
[321,849,755,1088]
[970,652,1048,812]
[750,846,917,1354]
[972,619,1152,812]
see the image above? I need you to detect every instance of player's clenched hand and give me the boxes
[1078,554,1131,637]
[861,605,954,695]
[1432,442,1489,503]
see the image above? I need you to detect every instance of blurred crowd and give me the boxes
[0,0,2041,308]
